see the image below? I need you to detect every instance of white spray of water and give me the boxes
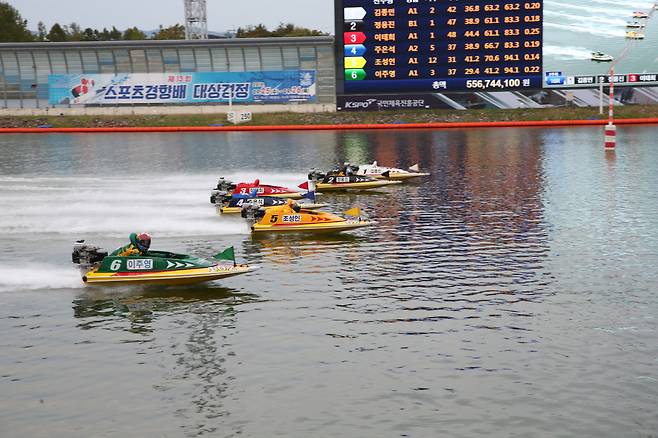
[543,45,598,60]
[586,0,654,9]
[545,0,635,16]
[544,22,627,38]
[545,10,629,27]
[0,264,83,292]
[0,172,307,237]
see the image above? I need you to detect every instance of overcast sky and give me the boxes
[11,0,335,34]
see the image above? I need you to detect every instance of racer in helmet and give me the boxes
[285,199,302,213]
[110,232,151,256]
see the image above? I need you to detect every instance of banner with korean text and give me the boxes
[48,71,316,105]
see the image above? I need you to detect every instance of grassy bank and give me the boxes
[1,104,657,129]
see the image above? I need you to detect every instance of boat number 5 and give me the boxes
[270,214,278,223]
[110,260,122,271]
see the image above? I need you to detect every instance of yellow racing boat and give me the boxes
[242,201,375,233]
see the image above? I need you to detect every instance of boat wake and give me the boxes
[545,10,629,27]
[545,0,635,16]
[0,264,83,292]
[0,173,311,237]
[544,22,627,38]
[543,45,598,60]
[587,0,654,9]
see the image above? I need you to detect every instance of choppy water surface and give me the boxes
[1,127,657,437]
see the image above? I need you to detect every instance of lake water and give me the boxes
[1,126,658,437]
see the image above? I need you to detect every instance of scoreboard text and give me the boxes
[336,0,544,93]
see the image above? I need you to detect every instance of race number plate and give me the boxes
[127,259,153,270]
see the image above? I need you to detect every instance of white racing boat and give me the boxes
[355,161,430,181]
[591,51,614,62]
[632,11,649,18]
[626,20,646,28]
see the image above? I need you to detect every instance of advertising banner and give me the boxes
[48,71,316,105]
[337,94,452,111]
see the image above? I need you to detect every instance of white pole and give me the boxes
[599,80,603,115]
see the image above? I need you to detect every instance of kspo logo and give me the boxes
[343,98,377,109]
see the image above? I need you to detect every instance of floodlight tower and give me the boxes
[184,0,208,39]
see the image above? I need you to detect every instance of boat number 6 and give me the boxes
[110,260,122,271]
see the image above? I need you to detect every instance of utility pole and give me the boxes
[184,0,208,40]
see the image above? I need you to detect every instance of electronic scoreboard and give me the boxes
[335,0,544,97]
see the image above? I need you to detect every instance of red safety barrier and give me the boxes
[1,117,658,134]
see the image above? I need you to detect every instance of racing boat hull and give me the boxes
[83,264,253,285]
[371,171,431,181]
[72,243,254,286]
[315,180,402,190]
[221,202,327,214]
[251,220,375,233]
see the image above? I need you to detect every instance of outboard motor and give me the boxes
[211,189,233,205]
[240,204,266,224]
[72,240,108,268]
[211,177,237,204]
[215,177,236,192]
[307,169,325,183]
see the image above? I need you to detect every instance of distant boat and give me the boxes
[591,51,614,62]
[632,11,649,18]
[626,31,645,39]
[626,20,646,28]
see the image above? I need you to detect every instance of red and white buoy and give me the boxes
[604,67,616,150]
[604,123,616,150]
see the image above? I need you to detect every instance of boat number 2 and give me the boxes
[336,177,350,183]
[110,260,122,271]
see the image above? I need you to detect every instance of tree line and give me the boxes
[236,23,328,38]
[0,2,327,43]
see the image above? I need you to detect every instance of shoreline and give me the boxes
[1,105,657,133]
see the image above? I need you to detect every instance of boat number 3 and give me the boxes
[110,260,122,271]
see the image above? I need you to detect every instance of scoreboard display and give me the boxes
[335,0,544,94]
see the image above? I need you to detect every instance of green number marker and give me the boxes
[345,69,366,80]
